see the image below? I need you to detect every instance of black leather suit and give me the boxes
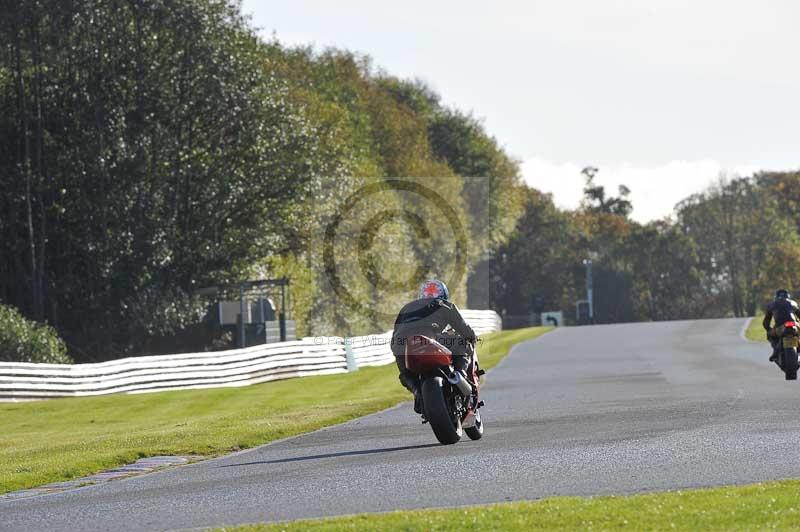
[390,298,476,393]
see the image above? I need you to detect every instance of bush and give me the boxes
[0,304,72,364]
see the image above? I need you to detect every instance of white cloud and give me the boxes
[521,158,760,222]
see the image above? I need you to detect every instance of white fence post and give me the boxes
[344,338,359,372]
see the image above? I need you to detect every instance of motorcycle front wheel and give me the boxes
[422,376,462,445]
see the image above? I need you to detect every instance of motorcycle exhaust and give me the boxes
[446,371,473,397]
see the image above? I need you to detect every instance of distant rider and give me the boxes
[763,289,800,362]
[391,280,477,413]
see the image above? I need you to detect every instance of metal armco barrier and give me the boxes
[0,310,502,401]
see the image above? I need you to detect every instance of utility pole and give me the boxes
[238,284,246,348]
[279,279,287,342]
[583,259,594,323]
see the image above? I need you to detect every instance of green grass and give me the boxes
[477,326,552,369]
[222,480,800,531]
[745,317,766,342]
[0,326,550,494]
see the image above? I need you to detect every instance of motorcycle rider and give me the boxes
[762,289,800,362]
[391,279,477,413]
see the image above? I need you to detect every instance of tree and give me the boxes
[0,1,340,358]
[581,166,633,217]
[490,188,583,324]
[623,222,710,320]
[753,243,800,308]
[253,48,526,336]
[675,176,795,317]
[0,2,531,357]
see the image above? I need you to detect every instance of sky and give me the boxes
[241,0,799,222]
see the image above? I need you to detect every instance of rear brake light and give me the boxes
[785,321,797,328]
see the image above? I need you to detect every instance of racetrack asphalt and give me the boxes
[3,318,799,531]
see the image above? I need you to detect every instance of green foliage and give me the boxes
[245,45,526,336]
[2,0,794,355]
[758,171,800,232]
[0,2,525,358]
[623,222,707,320]
[490,171,800,325]
[0,303,71,364]
[492,188,582,322]
[429,110,525,256]
[675,177,797,317]
[17,0,794,347]
[0,0,337,358]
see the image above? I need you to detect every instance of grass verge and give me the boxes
[745,317,766,342]
[0,326,550,494]
[222,479,800,531]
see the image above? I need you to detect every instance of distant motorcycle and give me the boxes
[404,334,484,445]
[774,320,799,380]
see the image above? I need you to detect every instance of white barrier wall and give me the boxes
[0,309,502,401]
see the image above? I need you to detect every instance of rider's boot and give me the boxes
[399,373,423,414]
[769,337,780,363]
[413,391,423,415]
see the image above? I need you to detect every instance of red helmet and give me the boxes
[418,279,449,300]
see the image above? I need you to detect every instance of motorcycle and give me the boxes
[404,334,484,445]
[774,320,799,380]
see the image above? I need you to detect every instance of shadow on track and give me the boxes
[221,443,442,467]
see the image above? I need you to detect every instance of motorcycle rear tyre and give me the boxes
[783,346,798,381]
[422,376,462,445]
